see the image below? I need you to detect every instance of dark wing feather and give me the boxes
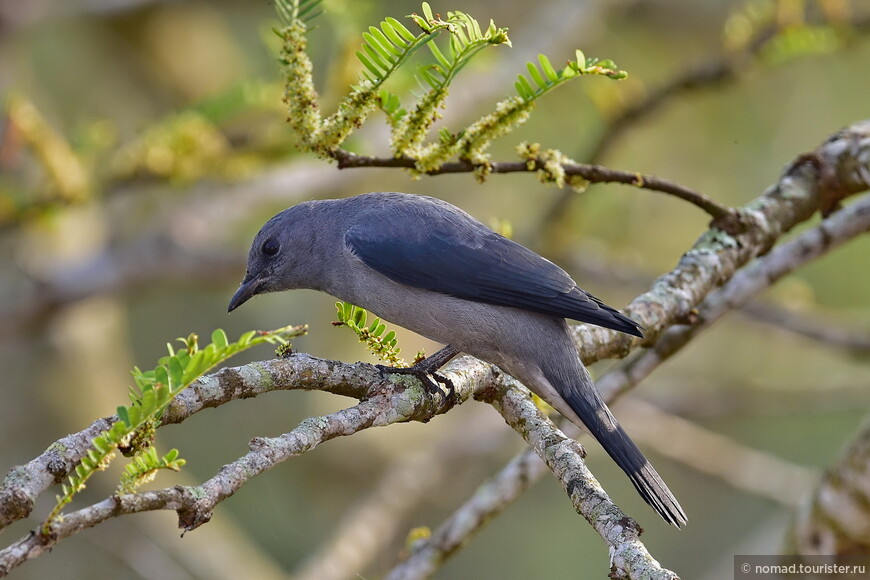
[345,196,642,337]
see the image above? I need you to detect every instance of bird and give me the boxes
[228,191,687,527]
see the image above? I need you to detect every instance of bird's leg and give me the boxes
[377,345,462,406]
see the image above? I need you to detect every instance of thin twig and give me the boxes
[333,149,732,220]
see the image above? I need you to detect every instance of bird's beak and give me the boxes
[227,273,263,312]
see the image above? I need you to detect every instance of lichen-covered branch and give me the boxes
[597,177,870,404]
[573,119,870,358]
[0,355,494,575]
[0,354,488,533]
[382,372,683,580]
[476,374,679,580]
[0,417,116,529]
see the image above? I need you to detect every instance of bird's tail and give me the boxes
[547,366,688,527]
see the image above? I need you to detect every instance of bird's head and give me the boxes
[227,203,323,312]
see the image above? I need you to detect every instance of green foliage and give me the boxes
[417,10,511,90]
[275,1,627,176]
[42,325,306,534]
[355,12,447,88]
[390,7,511,159]
[378,89,407,126]
[334,302,406,367]
[118,447,186,495]
[513,51,627,103]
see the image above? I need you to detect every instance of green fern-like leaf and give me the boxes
[409,49,625,170]
[118,447,187,494]
[419,11,510,89]
[335,302,406,367]
[355,8,449,88]
[391,7,510,159]
[277,1,403,155]
[41,324,306,535]
[378,89,407,125]
[513,50,627,103]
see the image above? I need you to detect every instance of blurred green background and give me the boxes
[1,0,869,578]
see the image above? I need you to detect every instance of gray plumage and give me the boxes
[228,192,687,527]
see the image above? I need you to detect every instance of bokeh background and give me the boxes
[1,0,869,578]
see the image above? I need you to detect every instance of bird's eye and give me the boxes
[262,238,280,256]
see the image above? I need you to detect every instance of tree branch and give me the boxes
[0,355,494,575]
[380,372,682,580]
[0,353,490,532]
[4,350,679,578]
[475,374,679,580]
[598,189,870,404]
[596,119,870,350]
[333,149,732,221]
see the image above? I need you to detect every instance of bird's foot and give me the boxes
[376,345,461,408]
[377,364,456,406]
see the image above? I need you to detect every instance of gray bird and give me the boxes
[228,192,686,527]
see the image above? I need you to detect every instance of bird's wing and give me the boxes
[344,197,642,337]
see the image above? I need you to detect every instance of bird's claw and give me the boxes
[376,345,461,408]
[432,372,456,401]
[377,363,456,408]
